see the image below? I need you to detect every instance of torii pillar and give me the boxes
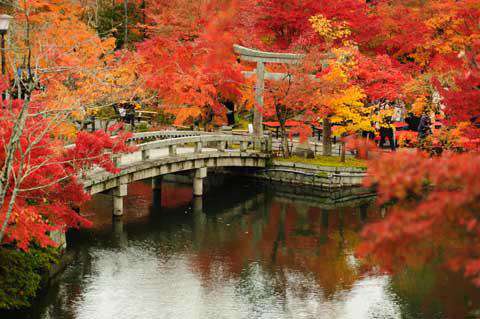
[233,45,303,140]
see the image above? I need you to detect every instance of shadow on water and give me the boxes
[6,174,480,319]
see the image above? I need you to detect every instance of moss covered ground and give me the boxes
[276,155,367,169]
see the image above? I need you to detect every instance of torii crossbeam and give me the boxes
[233,44,304,138]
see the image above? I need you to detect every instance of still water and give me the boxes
[20,175,480,319]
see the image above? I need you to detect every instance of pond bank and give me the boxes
[230,159,367,189]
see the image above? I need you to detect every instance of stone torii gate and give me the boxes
[234,45,341,156]
[233,44,304,138]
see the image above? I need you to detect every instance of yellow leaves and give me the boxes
[424,11,480,58]
[164,106,202,125]
[239,79,255,111]
[304,45,372,135]
[327,86,365,110]
[409,49,431,68]
[51,122,77,140]
[8,1,146,136]
[321,85,371,136]
[412,96,428,116]
[309,14,351,44]
[323,63,349,85]
[102,37,117,53]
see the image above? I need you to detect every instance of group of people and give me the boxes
[117,103,137,128]
[360,101,399,151]
[363,100,435,151]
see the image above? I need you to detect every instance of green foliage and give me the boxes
[153,109,175,126]
[135,122,149,132]
[265,157,274,168]
[277,155,367,168]
[93,105,117,120]
[97,2,144,49]
[234,115,249,130]
[0,247,60,310]
[316,171,329,178]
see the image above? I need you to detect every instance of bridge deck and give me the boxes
[81,132,271,196]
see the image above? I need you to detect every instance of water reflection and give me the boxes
[17,176,480,319]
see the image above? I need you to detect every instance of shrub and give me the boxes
[0,246,59,310]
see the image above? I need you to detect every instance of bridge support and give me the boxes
[193,196,203,214]
[113,184,127,216]
[193,167,207,196]
[112,217,128,248]
[152,177,162,190]
[152,177,162,208]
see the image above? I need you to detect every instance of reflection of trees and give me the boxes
[189,195,383,301]
[36,179,480,318]
[81,180,194,228]
[277,203,361,299]
[391,265,480,318]
[26,244,96,319]
[79,179,384,305]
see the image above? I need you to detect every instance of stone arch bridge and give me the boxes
[81,131,272,216]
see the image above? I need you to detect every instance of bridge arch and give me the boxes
[81,132,271,216]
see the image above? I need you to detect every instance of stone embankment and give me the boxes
[236,160,367,189]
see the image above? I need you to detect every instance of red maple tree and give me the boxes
[137,0,244,128]
[0,94,133,250]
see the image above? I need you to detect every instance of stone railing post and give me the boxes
[113,184,128,216]
[254,137,262,151]
[240,140,248,152]
[267,132,273,153]
[195,141,203,153]
[218,140,226,152]
[113,154,120,167]
[169,144,177,156]
[141,149,151,161]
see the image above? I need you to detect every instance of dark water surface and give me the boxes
[17,176,480,319]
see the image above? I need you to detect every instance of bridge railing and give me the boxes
[127,130,215,143]
[126,130,273,143]
[113,133,272,164]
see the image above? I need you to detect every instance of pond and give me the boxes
[17,175,480,318]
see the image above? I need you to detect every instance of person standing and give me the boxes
[125,104,136,128]
[118,105,126,120]
[379,108,396,151]
[418,112,432,139]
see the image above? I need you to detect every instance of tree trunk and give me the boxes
[340,141,346,163]
[124,0,128,47]
[0,100,29,243]
[322,118,332,156]
[280,124,290,157]
[141,0,146,39]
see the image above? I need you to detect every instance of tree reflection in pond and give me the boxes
[14,176,480,319]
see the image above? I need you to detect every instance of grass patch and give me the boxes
[234,117,250,130]
[316,171,329,178]
[276,155,367,168]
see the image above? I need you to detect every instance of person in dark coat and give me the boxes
[418,113,432,139]
[378,109,396,151]
[125,104,136,128]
